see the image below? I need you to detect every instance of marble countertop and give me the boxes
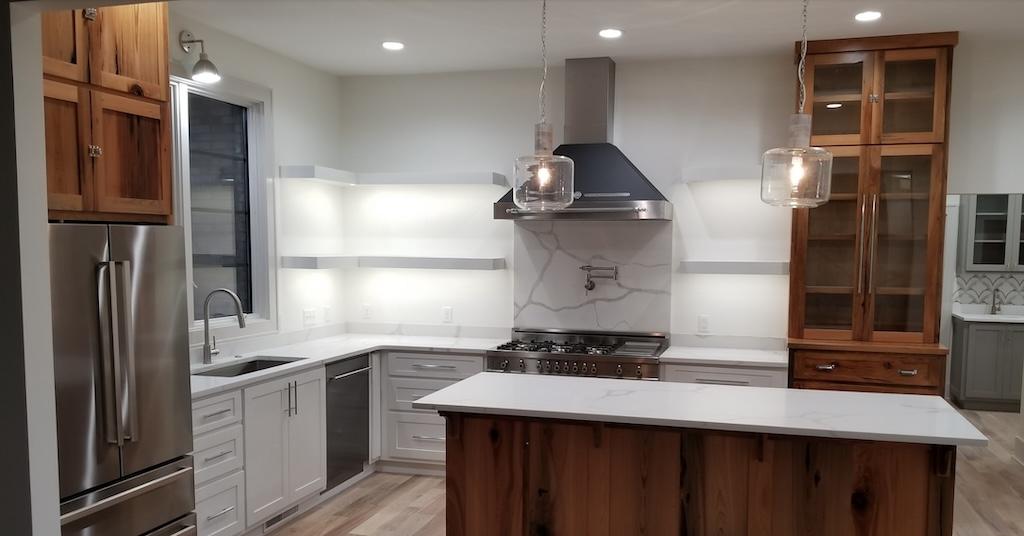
[190,334,505,399]
[659,346,788,368]
[952,303,1024,324]
[413,373,987,447]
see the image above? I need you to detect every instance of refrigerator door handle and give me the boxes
[114,260,140,443]
[98,261,124,446]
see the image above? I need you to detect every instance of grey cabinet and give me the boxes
[961,194,1024,272]
[950,318,1024,411]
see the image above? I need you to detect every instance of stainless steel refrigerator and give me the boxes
[51,224,197,536]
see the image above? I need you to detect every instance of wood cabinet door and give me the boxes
[243,378,289,528]
[861,144,945,344]
[875,47,950,144]
[287,369,326,501]
[88,2,168,101]
[90,90,171,216]
[806,52,875,146]
[790,146,870,340]
[43,79,92,212]
[41,9,89,81]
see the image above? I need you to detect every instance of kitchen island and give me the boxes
[414,373,986,536]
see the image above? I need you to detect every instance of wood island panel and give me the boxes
[444,413,956,536]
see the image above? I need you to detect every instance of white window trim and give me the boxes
[170,70,279,347]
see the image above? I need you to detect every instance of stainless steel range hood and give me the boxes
[494,57,672,221]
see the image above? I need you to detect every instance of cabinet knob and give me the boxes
[815,362,838,372]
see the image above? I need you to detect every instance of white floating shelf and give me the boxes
[281,255,506,271]
[279,165,507,187]
[678,260,789,275]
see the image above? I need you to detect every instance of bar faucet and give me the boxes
[203,288,247,364]
[991,287,1002,315]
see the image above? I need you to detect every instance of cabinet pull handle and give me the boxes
[815,363,838,372]
[206,506,235,521]
[88,144,103,158]
[412,364,457,370]
[694,378,750,386]
[857,195,868,295]
[898,369,919,377]
[867,194,879,293]
[201,408,232,420]
[202,450,233,464]
[412,435,446,442]
[293,381,299,415]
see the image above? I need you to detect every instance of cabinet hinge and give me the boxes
[83,8,97,21]
[88,145,103,158]
[868,94,880,104]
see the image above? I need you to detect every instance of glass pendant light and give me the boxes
[761,0,832,208]
[513,0,574,211]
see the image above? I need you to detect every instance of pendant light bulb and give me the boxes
[760,0,832,208]
[512,0,574,211]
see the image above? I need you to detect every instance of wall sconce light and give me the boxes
[179,30,221,84]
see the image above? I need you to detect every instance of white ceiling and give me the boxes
[171,0,1024,76]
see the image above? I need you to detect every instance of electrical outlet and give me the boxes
[323,306,332,324]
[302,308,316,327]
[361,303,372,320]
[697,314,711,335]
[442,305,454,323]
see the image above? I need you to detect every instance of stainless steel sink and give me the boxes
[194,357,298,378]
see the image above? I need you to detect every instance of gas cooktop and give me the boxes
[486,329,667,380]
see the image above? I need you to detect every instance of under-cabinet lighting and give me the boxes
[855,11,882,22]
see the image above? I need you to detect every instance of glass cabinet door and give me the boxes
[807,52,873,146]
[1015,195,1024,271]
[877,48,949,144]
[799,147,866,339]
[864,145,943,343]
[967,194,1011,271]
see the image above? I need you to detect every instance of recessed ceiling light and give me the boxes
[826,103,843,109]
[598,28,623,39]
[381,41,405,51]
[855,11,882,22]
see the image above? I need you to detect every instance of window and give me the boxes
[187,94,253,320]
[172,78,275,333]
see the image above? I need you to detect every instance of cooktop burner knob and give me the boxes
[519,359,525,371]
[500,359,509,371]
[553,362,560,373]
[591,363,597,375]
[572,362,579,374]
[563,361,570,374]
[616,364,623,377]
[635,365,643,378]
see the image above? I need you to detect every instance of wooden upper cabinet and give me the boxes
[41,10,89,82]
[88,3,169,101]
[805,34,956,146]
[91,90,171,216]
[43,79,92,211]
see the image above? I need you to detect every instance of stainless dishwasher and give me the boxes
[325,354,371,491]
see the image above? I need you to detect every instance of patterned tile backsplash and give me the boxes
[953,273,1024,305]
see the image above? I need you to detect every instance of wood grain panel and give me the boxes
[606,426,680,535]
[803,32,959,56]
[89,3,168,101]
[43,79,91,212]
[42,10,87,81]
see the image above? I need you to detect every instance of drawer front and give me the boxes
[661,364,787,388]
[792,380,942,396]
[192,390,242,436]
[196,471,245,536]
[385,411,446,463]
[388,377,459,412]
[194,424,244,486]
[386,351,482,380]
[792,350,943,387]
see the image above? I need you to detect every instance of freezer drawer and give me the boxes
[60,456,195,536]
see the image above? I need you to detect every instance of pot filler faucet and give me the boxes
[580,265,618,293]
[202,288,247,364]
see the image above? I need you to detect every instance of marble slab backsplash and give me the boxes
[514,221,671,333]
[953,273,1024,305]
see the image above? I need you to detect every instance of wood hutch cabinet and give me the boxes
[789,33,957,395]
[41,4,172,224]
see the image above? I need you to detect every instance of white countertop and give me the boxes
[190,334,505,399]
[659,346,788,368]
[413,373,987,447]
[952,303,1024,324]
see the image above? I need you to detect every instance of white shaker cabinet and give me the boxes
[243,366,326,528]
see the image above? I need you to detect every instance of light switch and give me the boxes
[302,308,316,327]
[442,306,454,323]
[697,314,711,335]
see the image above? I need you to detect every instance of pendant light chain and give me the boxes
[797,0,809,113]
[539,0,548,124]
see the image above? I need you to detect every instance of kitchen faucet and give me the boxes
[991,287,1003,315]
[202,288,247,364]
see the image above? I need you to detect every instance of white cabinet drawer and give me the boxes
[196,471,245,536]
[661,364,787,388]
[386,351,482,380]
[192,390,242,436]
[194,424,244,486]
[385,411,446,463]
[388,377,458,412]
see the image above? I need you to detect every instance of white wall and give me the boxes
[949,37,1024,195]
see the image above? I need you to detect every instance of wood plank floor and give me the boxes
[283,410,1024,535]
